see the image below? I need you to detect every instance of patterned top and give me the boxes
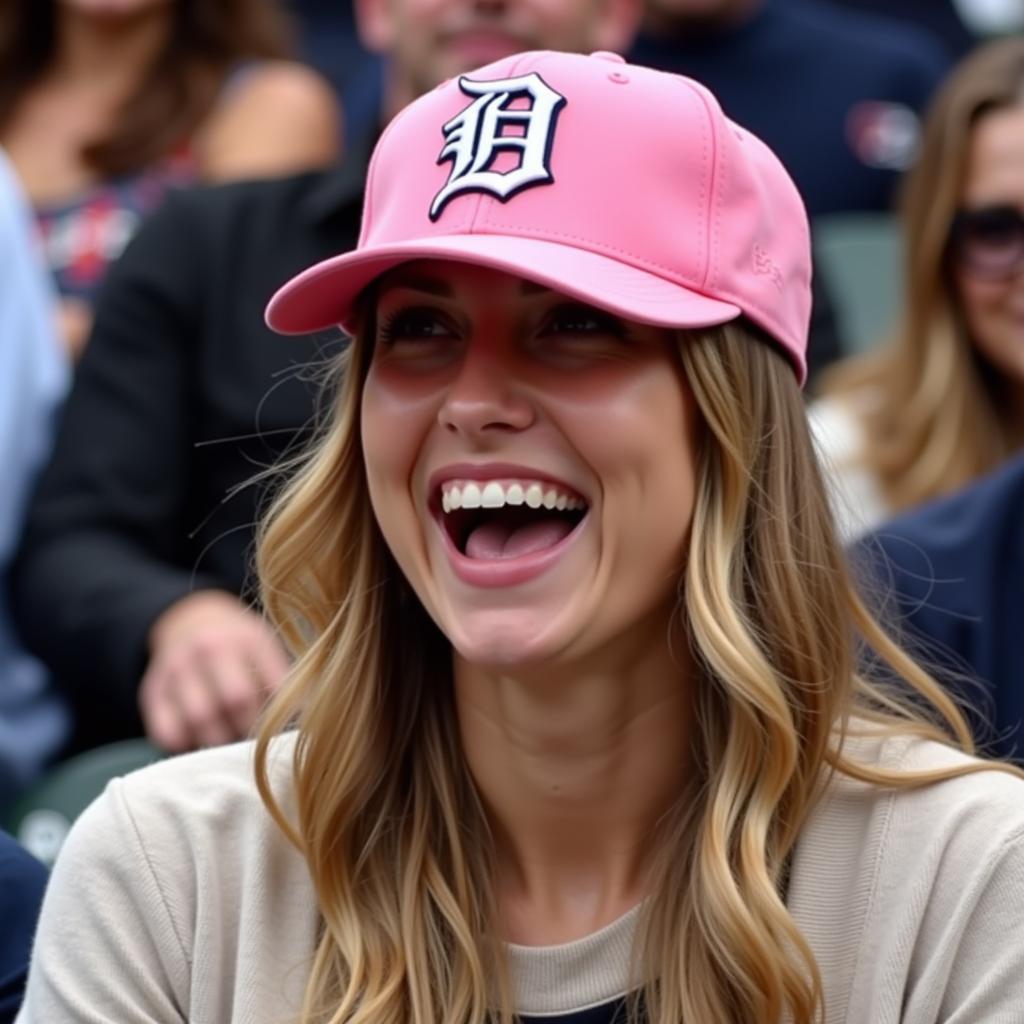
[33,146,197,304]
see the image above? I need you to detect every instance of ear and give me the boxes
[354,0,398,55]
[589,0,644,54]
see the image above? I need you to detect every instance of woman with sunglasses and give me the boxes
[813,37,1024,539]
[16,51,1024,1024]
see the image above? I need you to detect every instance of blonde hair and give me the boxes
[255,319,1014,1024]
[821,37,1024,512]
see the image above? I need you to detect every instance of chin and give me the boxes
[446,608,572,672]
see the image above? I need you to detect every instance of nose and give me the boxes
[438,344,534,439]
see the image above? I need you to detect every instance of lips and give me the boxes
[427,465,591,587]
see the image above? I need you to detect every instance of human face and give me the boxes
[361,261,699,671]
[952,104,1024,386]
[356,0,642,103]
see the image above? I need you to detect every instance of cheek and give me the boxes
[955,273,1020,363]
[361,368,437,541]
[560,366,698,562]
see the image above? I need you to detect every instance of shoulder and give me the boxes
[198,60,342,181]
[60,735,302,910]
[793,734,1024,1019]
[804,732,1024,861]
[112,733,296,842]
[21,735,320,1019]
[868,454,1024,559]
[855,455,1024,612]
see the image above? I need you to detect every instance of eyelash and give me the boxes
[541,305,627,339]
[374,303,629,347]
[376,306,452,346]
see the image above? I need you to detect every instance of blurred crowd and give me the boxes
[1,0,1023,1010]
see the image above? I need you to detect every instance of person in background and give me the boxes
[0,830,47,1024]
[0,0,340,357]
[0,149,70,813]
[628,0,951,219]
[854,453,1024,764]
[813,38,1024,539]
[12,0,643,759]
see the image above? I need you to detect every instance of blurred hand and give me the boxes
[56,296,93,361]
[140,590,290,753]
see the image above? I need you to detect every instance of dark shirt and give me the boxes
[14,155,365,752]
[520,998,630,1023]
[629,0,950,217]
[855,454,1024,762]
[0,830,47,1023]
[824,0,977,60]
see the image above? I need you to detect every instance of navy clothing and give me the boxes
[855,455,1024,762]
[0,831,47,1023]
[520,998,630,1023]
[629,0,950,216]
[825,0,977,59]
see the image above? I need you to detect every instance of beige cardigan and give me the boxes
[16,730,1024,1023]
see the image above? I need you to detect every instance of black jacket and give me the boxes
[13,155,365,750]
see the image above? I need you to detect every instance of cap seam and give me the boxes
[687,83,719,292]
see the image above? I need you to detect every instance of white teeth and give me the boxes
[481,482,505,508]
[438,479,588,515]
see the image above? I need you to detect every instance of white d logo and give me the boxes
[429,73,567,221]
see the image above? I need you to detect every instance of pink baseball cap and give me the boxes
[266,50,812,384]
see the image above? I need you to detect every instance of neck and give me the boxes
[643,0,762,38]
[454,620,695,943]
[48,5,173,96]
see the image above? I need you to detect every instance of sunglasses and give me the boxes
[949,205,1024,280]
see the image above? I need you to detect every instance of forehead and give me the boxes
[961,103,1024,207]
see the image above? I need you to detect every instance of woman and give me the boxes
[0,0,340,355]
[16,52,1024,1024]
[813,37,1024,539]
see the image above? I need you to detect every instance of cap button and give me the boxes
[589,51,626,64]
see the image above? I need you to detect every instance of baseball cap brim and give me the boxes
[265,234,742,337]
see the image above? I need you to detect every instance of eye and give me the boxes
[377,306,456,346]
[541,303,627,340]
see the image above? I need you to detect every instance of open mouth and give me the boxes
[436,479,589,561]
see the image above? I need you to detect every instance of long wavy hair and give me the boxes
[254,317,1013,1024]
[821,37,1024,512]
[0,0,293,178]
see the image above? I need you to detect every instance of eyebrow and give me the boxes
[376,270,553,298]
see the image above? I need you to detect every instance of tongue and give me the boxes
[465,517,575,560]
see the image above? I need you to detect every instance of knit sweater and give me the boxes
[16,730,1024,1023]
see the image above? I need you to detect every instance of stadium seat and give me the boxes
[813,213,904,356]
[3,739,164,866]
